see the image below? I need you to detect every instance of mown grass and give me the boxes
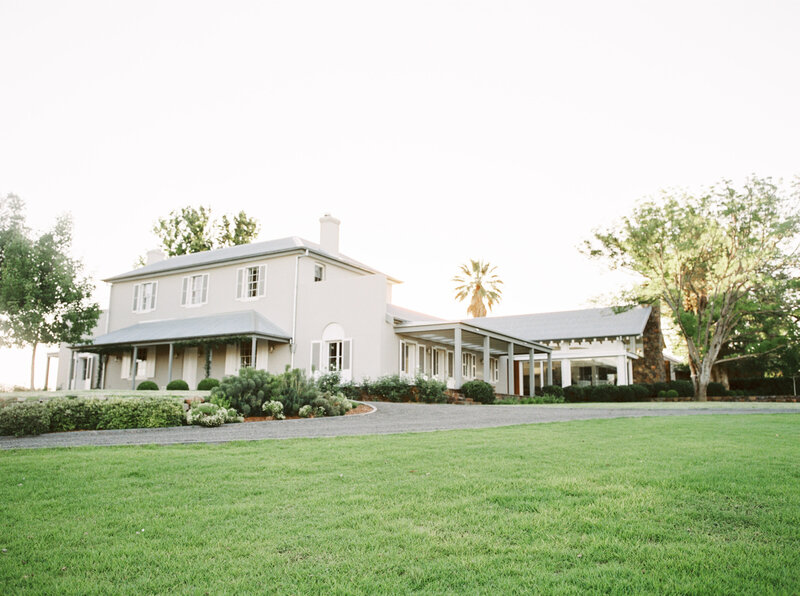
[1,414,799,594]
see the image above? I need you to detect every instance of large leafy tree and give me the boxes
[453,260,503,318]
[585,177,800,400]
[152,206,260,257]
[0,195,100,389]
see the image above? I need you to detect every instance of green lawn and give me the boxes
[2,415,799,594]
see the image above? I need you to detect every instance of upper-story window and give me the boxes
[181,273,209,307]
[132,281,157,313]
[314,263,326,282]
[236,265,266,300]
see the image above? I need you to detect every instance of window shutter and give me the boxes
[236,268,243,299]
[225,344,239,375]
[311,341,321,373]
[181,277,188,306]
[342,340,351,371]
[257,265,266,297]
[201,275,209,304]
[132,285,140,312]
[151,282,157,311]
[121,354,130,379]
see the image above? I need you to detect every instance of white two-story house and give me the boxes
[60,215,555,395]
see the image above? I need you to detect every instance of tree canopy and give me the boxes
[152,206,260,257]
[453,260,503,318]
[584,176,800,400]
[0,194,100,389]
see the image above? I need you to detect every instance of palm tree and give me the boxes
[453,260,503,317]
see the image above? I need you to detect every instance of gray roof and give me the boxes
[469,306,652,342]
[85,311,291,347]
[105,236,399,282]
[387,304,445,323]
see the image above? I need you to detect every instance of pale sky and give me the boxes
[1,0,799,388]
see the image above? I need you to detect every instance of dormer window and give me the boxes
[132,282,157,313]
[236,265,266,300]
[314,263,325,282]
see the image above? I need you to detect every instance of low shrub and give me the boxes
[729,377,793,396]
[263,400,285,420]
[630,384,650,400]
[366,375,413,402]
[166,379,190,391]
[540,385,564,397]
[337,380,363,400]
[414,375,447,403]
[136,381,159,390]
[213,368,281,417]
[197,378,220,391]
[186,402,242,427]
[298,404,313,418]
[0,402,51,436]
[316,372,341,394]
[496,394,565,405]
[275,368,319,416]
[461,380,495,404]
[706,382,727,397]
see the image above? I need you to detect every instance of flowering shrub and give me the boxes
[263,400,285,420]
[298,405,313,418]
[185,403,242,427]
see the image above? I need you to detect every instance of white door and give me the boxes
[183,347,198,390]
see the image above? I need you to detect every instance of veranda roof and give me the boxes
[470,306,653,343]
[82,310,291,347]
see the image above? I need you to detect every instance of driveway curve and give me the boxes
[2,401,798,450]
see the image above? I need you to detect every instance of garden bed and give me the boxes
[243,402,373,422]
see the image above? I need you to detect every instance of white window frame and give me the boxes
[490,357,500,383]
[311,339,353,380]
[181,273,209,307]
[462,353,477,380]
[399,340,415,375]
[132,281,158,313]
[314,263,326,282]
[236,264,267,301]
[240,341,253,369]
[447,350,454,379]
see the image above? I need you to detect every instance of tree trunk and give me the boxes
[30,343,38,390]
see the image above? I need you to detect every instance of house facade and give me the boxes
[59,216,552,395]
[58,215,674,395]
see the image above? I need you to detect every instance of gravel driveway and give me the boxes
[2,401,797,450]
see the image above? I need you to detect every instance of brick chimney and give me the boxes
[319,214,340,255]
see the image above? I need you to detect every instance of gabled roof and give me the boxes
[469,306,653,343]
[84,310,291,347]
[104,236,399,283]
[386,304,445,324]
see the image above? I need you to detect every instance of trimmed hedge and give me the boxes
[136,381,159,390]
[197,378,220,391]
[166,379,190,391]
[0,397,184,437]
[729,377,794,396]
